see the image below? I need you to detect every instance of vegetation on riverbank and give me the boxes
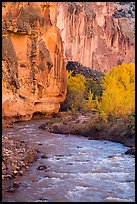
[42,63,135,153]
[62,63,135,121]
[40,111,135,149]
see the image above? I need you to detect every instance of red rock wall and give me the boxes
[56,2,135,71]
[2,2,67,122]
[2,2,135,123]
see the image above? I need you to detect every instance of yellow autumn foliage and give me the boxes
[83,92,96,112]
[66,71,86,111]
[98,63,135,118]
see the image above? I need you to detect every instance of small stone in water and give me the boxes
[66,163,73,165]
[5,187,15,193]
[37,165,47,170]
[77,146,82,148]
[19,171,23,175]
[13,182,20,188]
[4,174,12,179]
[41,154,48,159]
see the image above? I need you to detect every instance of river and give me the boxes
[2,119,135,202]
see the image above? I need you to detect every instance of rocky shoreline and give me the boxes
[2,111,135,193]
[2,135,38,192]
[39,112,135,156]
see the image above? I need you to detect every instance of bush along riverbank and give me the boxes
[2,62,135,192]
[39,111,135,155]
[40,63,135,155]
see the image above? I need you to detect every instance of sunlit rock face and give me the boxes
[2,2,135,123]
[56,2,135,72]
[2,2,67,122]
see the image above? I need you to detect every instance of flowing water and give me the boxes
[2,119,135,202]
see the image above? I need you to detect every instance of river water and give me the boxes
[2,119,135,202]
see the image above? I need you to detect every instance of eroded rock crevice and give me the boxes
[56,2,135,71]
[2,2,134,123]
[2,2,67,123]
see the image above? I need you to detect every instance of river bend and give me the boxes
[2,119,135,202]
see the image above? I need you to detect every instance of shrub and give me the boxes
[65,71,87,112]
[82,92,97,112]
[63,71,103,113]
[85,78,103,99]
[97,63,135,119]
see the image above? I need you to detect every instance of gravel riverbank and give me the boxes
[2,135,38,192]
[2,111,135,193]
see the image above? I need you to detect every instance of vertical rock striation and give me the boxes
[56,2,135,71]
[2,2,66,122]
[2,2,135,123]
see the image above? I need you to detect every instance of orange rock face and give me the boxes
[2,2,135,123]
[56,2,135,71]
[2,2,66,122]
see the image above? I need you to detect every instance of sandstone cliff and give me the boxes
[56,2,135,71]
[2,2,66,123]
[2,2,135,123]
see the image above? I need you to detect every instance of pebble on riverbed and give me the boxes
[5,187,15,193]
[37,165,47,170]
[5,182,20,193]
[41,154,48,159]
